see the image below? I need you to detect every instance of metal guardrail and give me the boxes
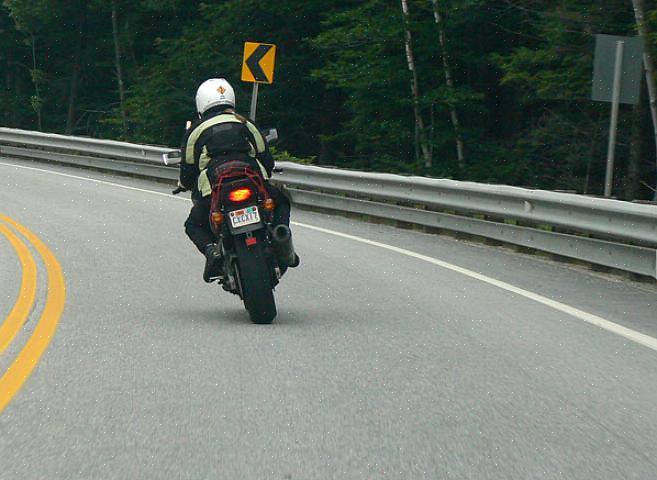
[0,127,175,164]
[1,127,656,279]
[275,163,657,246]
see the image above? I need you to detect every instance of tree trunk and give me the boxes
[3,47,11,126]
[9,58,21,127]
[626,80,645,200]
[584,125,599,195]
[431,0,465,169]
[66,2,87,135]
[632,0,657,200]
[400,0,432,168]
[30,34,42,131]
[125,16,138,68]
[111,0,127,135]
[318,106,331,165]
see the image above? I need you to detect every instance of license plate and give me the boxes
[229,206,260,229]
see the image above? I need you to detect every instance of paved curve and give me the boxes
[1,158,656,479]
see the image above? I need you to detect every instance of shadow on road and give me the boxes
[166,306,311,327]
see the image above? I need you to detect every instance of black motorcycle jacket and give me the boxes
[179,107,274,197]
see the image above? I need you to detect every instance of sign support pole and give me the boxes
[250,83,259,121]
[604,41,625,198]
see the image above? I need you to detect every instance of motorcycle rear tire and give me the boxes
[235,238,277,324]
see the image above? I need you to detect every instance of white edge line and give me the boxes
[3,160,657,353]
[293,222,657,353]
[0,160,188,202]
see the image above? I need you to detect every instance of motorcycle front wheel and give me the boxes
[235,237,277,324]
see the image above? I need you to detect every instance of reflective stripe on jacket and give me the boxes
[180,109,272,197]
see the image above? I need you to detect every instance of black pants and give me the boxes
[184,184,291,254]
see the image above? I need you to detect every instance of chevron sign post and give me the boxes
[241,42,277,121]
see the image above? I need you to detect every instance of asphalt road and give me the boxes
[1,158,656,479]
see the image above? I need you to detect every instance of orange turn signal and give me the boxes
[211,212,224,224]
[264,198,275,211]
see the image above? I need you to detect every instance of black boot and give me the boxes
[203,244,224,283]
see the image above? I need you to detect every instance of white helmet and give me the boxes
[195,78,235,115]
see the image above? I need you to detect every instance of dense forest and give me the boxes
[1,1,656,199]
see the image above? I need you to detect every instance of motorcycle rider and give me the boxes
[179,78,294,282]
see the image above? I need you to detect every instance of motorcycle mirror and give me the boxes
[263,128,279,145]
[162,150,181,166]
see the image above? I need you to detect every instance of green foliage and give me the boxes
[2,0,50,31]
[311,0,412,168]
[495,0,630,101]
[270,147,315,165]
[490,0,654,197]
[1,0,655,198]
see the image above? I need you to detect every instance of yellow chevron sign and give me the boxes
[241,42,276,84]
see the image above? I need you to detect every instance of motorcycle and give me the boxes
[203,160,297,324]
[169,138,297,324]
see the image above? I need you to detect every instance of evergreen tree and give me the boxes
[1,0,656,198]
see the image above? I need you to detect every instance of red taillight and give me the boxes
[228,188,253,203]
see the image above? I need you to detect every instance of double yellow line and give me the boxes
[0,214,66,413]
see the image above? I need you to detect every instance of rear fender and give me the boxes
[233,230,279,288]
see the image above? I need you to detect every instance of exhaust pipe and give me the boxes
[272,225,299,267]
